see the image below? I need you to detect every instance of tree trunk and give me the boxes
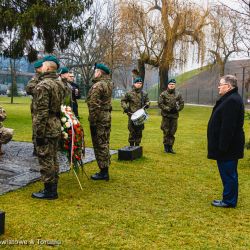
[10,58,17,104]
[137,59,145,81]
[219,61,225,76]
[159,65,169,92]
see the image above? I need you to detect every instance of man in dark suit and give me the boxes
[207,75,245,208]
[68,72,80,118]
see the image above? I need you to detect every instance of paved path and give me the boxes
[0,141,117,195]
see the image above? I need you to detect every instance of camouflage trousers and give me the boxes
[31,113,36,150]
[128,118,144,145]
[90,123,111,169]
[161,117,178,145]
[37,137,59,184]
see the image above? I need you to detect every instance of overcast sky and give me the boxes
[192,0,242,9]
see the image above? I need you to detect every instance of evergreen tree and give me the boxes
[0,0,92,61]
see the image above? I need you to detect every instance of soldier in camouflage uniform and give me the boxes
[0,106,13,155]
[32,55,65,200]
[58,66,72,107]
[158,79,184,153]
[25,60,43,155]
[121,77,150,146]
[87,63,113,181]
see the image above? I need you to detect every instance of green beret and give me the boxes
[34,60,43,69]
[42,55,60,69]
[95,63,110,74]
[133,77,143,84]
[58,66,69,75]
[168,79,176,84]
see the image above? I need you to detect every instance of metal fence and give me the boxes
[178,87,250,106]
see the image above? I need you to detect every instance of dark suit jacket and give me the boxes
[207,87,245,160]
[70,82,80,102]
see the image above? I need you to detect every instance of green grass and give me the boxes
[0,97,250,249]
[148,65,210,101]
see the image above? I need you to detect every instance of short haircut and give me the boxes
[96,68,107,75]
[221,75,237,87]
[43,61,58,71]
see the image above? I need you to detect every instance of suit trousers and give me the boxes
[217,160,238,207]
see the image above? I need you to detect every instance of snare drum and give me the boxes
[131,108,148,126]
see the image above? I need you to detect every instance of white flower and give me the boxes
[66,106,72,112]
[61,126,64,131]
[61,117,67,123]
[63,132,68,139]
[61,105,66,112]
[65,122,71,128]
[73,120,78,125]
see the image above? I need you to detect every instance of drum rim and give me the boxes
[131,108,146,120]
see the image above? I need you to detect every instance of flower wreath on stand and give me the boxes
[61,105,86,190]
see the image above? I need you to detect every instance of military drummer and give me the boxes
[158,79,184,154]
[121,77,150,146]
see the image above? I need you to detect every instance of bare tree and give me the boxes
[208,6,241,76]
[120,0,209,91]
[2,30,21,103]
[220,0,250,54]
[60,2,109,96]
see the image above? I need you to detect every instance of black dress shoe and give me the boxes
[211,200,234,208]
[213,199,222,203]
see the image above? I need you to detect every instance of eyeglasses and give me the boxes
[218,83,229,87]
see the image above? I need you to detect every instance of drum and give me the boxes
[131,108,148,126]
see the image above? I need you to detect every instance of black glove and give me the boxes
[36,137,45,146]
[170,108,178,114]
[90,125,97,136]
[144,104,149,109]
[124,109,128,114]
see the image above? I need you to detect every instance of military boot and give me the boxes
[130,142,134,147]
[168,145,176,154]
[91,168,109,181]
[135,142,140,146]
[164,144,169,153]
[32,183,58,200]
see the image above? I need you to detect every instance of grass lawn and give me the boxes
[0,97,250,249]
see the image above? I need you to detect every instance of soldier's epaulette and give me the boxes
[36,79,53,90]
[176,91,181,97]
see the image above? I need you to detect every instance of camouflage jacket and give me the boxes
[121,87,150,115]
[26,74,41,96]
[61,78,72,107]
[0,106,7,128]
[86,75,113,125]
[33,72,65,138]
[158,89,184,118]
[26,73,41,114]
